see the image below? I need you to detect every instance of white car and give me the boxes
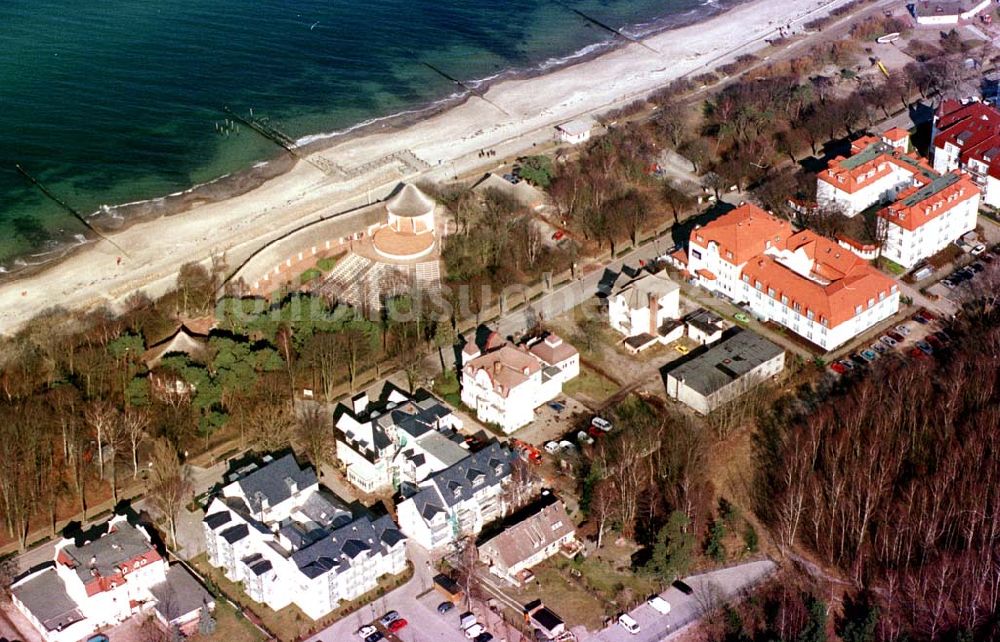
[647,595,672,615]
[618,613,641,634]
[895,324,911,336]
[465,623,485,639]
[357,625,377,637]
[971,244,986,255]
[577,431,595,446]
[591,417,613,432]
[544,441,560,455]
[558,440,577,454]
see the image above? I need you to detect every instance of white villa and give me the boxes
[11,515,211,642]
[396,441,515,551]
[334,384,469,494]
[202,454,407,620]
[608,271,681,352]
[460,332,579,433]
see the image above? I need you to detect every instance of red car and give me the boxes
[910,347,928,359]
[830,362,847,374]
[552,229,566,241]
[587,425,604,438]
[917,308,938,321]
[388,618,408,633]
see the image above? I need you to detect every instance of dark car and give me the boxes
[378,611,399,627]
[913,314,930,324]
[672,579,694,595]
[916,340,933,355]
[475,634,495,642]
[850,353,868,368]
[918,308,938,321]
[971,262,986,273]
[437,601,455,614]
[888,331,906,343]
[364,633,385,642]
[933,330,952,344]
[926,335,943,349]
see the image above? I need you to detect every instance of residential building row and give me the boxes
[460,332,579,433]
[932,97,1000,208]
[11,515,213,642]
[672,203,900,351]
[201,453,407,621]
[333,384,468,493]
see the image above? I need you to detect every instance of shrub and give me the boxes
[300,267,322,285]
[316,256,336,271]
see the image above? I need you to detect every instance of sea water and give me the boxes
[0,0,736,267]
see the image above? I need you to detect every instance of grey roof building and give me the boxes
[665,329,785,414]
[10,567,85,635]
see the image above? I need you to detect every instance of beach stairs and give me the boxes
[342,149,430,180]
[317,253,373,307]
[414,259,441,295]
[315,254,441,311]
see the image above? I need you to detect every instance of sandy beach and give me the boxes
[0,0,860,336]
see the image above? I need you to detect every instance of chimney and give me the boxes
[352,392,369,414]
[494,361,502,376]
[649,293,659,336]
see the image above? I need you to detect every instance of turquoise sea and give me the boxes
[0,0,736,269]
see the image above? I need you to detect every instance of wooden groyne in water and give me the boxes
[222,106,343,177]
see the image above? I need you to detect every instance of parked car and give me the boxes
[916,340,933,355]
[357,625,377,637]
[734,312,750,324]
[926,335,944,349]
[895,324,911,336]
[838,359,855,371]
[544,441,560,455]
[971,262,986,273]
[672,579,695,595]
[888,331,906,343]
[849,354,868,368]
[971,243,986,255]
[577,431,595,446]
[861,349,878,362]
[910,346,929,359]
[591,417,613,432]
[552,229,566,242]
[475,633,494,642]
[618,613,641,634]
[558,440,577,454]
[942,278,956,289]
[933,330,952,344]
[87,636,110,642]
[587,425,605,439]
[913,313,930,324]
[378,611,400,627]
[364,633,385,642]
[880,335,898,348]
[648,595,672,615]
[388,619,408,633]
[871,343,888,354]
[547,401,565,412]
[830,362,847,374]
[675,344,690,354]
[438,602,455,614]
[460,612,478,630]
[465,623,486,639]
[917,308,938,321]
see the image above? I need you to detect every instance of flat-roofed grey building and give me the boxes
[665,330,785,414]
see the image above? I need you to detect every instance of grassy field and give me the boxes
[563,365,621,405]
[190,554,413,642]
[188,601,267,641]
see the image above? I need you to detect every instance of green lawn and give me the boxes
[189,601,266,642]
[564,365,621,405]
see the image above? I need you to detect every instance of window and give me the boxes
[726,250,733,260]
[767,288,776,298]
[807,310,814,321]
[793,302,801,313]
[691,249,702,260]
[855,305,863,315]
[755,280,762,290]
[867,298,875,308]
[742,274,750,283]
[780,295,788,305]
[879,291,885,301]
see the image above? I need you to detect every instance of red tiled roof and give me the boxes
[879,171,978,232]
[465,344,541,398]
[691,203,792,265]
[933,100,1000,175]
[696,268,717,280]
[740,232,897,329]
[817,142,935,195]
[882,127,910,143]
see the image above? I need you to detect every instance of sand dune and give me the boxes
[0,0,857,336]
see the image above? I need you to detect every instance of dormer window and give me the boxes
[767,287,775,298]
[780,295,788,305]
[453,487,462,498]
[855,305,863,315]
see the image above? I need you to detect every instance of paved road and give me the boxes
[306,542,471,642]
[584,560,777,642]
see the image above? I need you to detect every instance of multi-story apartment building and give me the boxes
[202,454,407,620]
[334,384,468,493]
[461,332,578,433]
[932,98,1000,207]
[678,204,899,351]
[396,441,514,551]
[878,171,980,268]
[817,134,937,216]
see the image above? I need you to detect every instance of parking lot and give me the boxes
[828,306,955,376]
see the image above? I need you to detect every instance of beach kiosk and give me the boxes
[555,119,592,145]
[372,183,438,260]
